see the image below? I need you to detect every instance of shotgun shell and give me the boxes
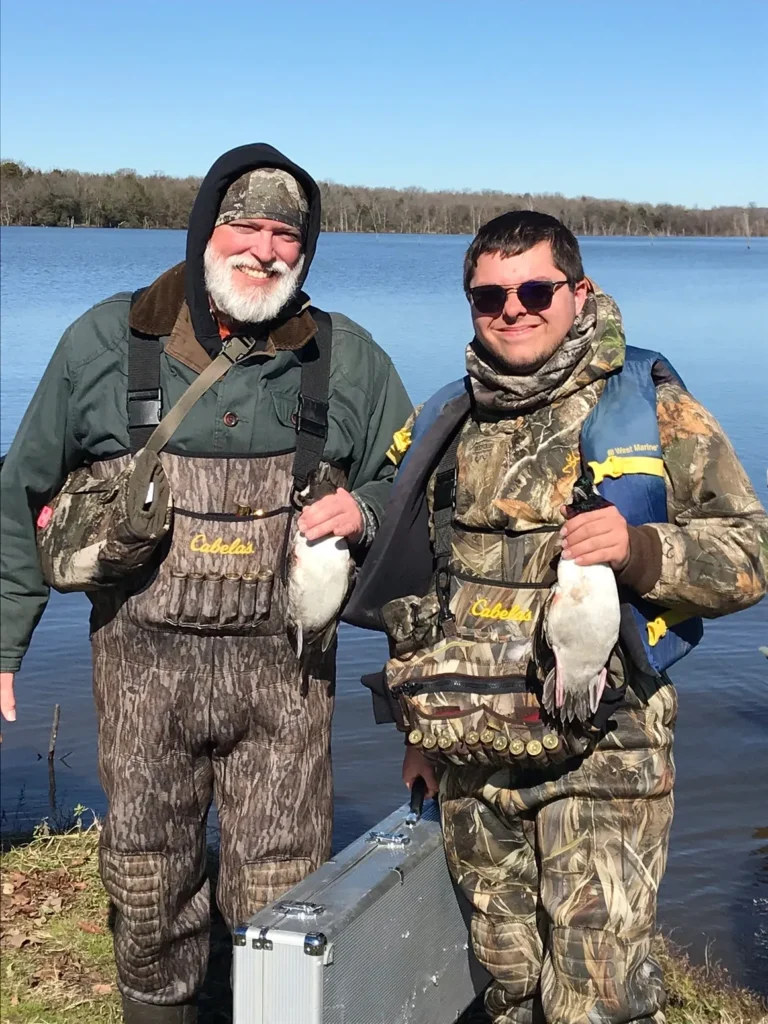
[465,731,481,748]
[422,734,437,751]
[509,738,526,758]
[254,568,275,620]
[179,572,204,625]
[239,572,258,623]
[542,733,567,761]
[165,570,187,624]
[437,734,454,751]
[492,734,509,753]
[219,573,241,626]
[526,739,546,762]
[408,729,424,746]
[480,728,496,747]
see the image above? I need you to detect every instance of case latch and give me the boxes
[274,900,325,918]
[367,830,411,847]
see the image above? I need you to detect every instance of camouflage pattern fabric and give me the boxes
[36,448,171,593]
[440,681,677,1024]
[382,284,766,1022]
[466,288,615,414]
[382,286,767,768]
[644,382,767,613]
[88,450,341,1005]
[215,167,309,233]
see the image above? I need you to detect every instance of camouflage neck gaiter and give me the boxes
[466,290,624,414]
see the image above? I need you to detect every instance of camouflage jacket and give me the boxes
[0,266,413,672]
[348,289,767,660]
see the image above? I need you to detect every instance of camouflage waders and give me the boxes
[379,298,690,1023]
[88,450,336,1006]
[348,285,766,1024]
[440,680,676,1024]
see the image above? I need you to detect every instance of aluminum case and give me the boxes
[233,791,489,1023]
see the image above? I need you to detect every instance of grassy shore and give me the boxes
[1,820,766,1024]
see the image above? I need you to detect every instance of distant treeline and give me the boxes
[1,160,764,238]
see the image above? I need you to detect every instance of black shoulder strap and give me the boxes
[292,309,333,493]
[432,427,462,561]
[127,288,163,454]
[431,419,466,638]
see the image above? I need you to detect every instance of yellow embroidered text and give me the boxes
[190,533,255,556]
[469,598,532,622]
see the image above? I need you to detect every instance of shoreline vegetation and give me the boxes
[1,817,767,1024]
[1,161,765,238]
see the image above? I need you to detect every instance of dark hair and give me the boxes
[463,211,584,292]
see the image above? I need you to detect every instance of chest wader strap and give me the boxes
[127,288,161,453]
[292,309,333,494]
[432,423,464,639]
[274,309,333,583]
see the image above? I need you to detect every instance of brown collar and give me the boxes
[129,261,318,371]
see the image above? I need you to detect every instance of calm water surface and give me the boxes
[1,228,767,990]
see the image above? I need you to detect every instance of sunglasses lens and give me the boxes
[517,281,555,312]
[470,285,506,315]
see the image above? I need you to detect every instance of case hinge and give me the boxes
[252,927,273,951]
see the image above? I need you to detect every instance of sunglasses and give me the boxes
[468,279,569,316]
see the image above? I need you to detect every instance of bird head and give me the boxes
[565,472,614,519]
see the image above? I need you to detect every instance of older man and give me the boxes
[0,143,411,1022]
[345,211,767,1023]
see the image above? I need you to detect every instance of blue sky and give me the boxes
[1,0,765,207]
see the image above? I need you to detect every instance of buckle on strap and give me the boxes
[221,336,256,363]
[128,388,162,428]
[296,394,328,440]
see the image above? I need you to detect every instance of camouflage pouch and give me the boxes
[36,448,171,593]
[34,334,264,595]
[383,575,584,767]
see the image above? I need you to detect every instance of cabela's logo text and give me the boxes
[190,533,254,556]
[469,598,532,622]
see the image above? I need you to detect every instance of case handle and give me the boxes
[405,776,428,828]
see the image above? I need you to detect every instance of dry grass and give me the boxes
[1,822,766,1024]
[656,937,767,1023]
[0,819,120,1024]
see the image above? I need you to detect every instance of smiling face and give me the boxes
[204,218,305,324]
[469,241,588,373]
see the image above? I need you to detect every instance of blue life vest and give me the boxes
[401,346,703,678]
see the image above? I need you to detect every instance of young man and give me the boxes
[0,144,412,1022]
[345,212,767,1024]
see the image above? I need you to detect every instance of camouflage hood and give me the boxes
[466,286,626,414]
[185,144,322,356]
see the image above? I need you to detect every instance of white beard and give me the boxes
[203,246,305,324]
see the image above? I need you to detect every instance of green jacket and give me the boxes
[0,267,412,672]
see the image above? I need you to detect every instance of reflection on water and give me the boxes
[1,229,767,992]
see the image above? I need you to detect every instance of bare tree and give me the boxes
[1,161,765,237]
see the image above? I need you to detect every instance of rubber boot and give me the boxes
[122,997,197,1023]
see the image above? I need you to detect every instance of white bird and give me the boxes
[286,466,354,660]
[543,476,621,724]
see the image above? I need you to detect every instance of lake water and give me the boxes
[1,227,767,992]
